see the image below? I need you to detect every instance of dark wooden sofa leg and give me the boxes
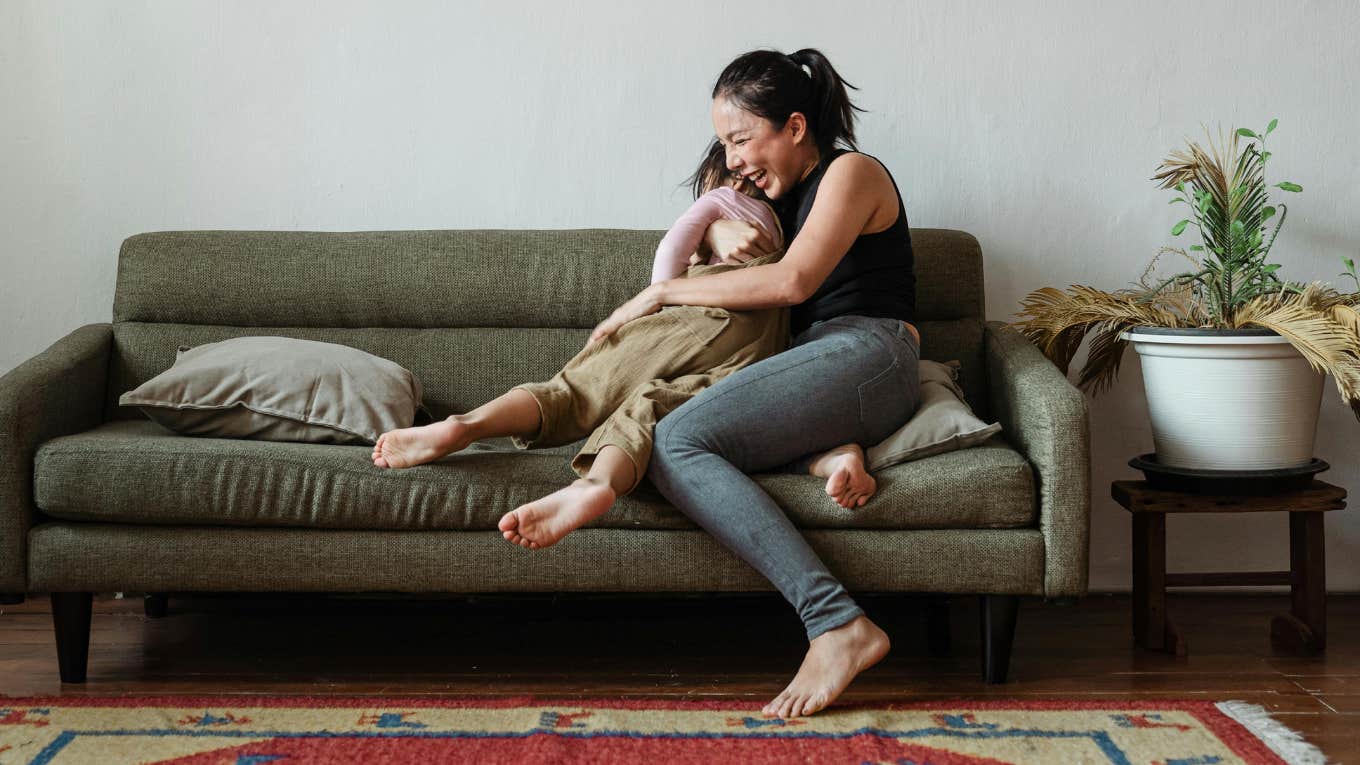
[0,593,24,606]
[979,594,1020,684]
[51,592,93,683]
[144,593,169,618]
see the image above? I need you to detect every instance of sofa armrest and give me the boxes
[984,321,1090,599]
[0,324,113,593]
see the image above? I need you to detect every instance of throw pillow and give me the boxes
[118,336,431,445]
[865,359,1002,471]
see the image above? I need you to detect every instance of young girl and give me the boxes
[371,141,878,549]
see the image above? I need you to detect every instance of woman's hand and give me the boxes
[703,219,775,265]
[588,284,664,346]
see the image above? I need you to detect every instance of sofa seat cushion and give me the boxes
[34,420,1035,532]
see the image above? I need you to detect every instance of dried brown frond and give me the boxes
[1076,324,1132,394]
[1231,288,1360,414]
[1137,247,1203,290]
[1011,278,1360,421]
[1150,125,1236,198]
[1326,301,1360,339]
[1012,285,1193,391]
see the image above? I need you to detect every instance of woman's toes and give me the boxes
[773,697,791,718]
[802,692,828,717]
[762,694,784,717]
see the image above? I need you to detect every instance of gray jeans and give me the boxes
[647,313,921,640]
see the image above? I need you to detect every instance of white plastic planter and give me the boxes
[1120,328,1324,470]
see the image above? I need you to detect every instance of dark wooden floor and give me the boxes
[1,592,1356,760]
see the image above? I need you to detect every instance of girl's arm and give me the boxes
[650,194,724,284]
[589,154,894,343]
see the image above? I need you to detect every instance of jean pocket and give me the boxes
[857,356,911,444]
[668,305,733,347]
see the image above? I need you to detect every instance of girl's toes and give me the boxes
[826,470,848,497]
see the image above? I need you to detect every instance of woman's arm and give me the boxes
[657,153,894,308]
[589,154,896,344]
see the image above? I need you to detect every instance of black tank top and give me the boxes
[777,148,916,337]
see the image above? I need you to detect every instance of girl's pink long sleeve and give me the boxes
[650,187,784,285]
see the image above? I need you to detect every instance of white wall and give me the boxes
[3,0,1358,591]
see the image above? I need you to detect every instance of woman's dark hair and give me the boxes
[712,48,866,157]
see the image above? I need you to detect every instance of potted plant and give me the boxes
[1011,119,1360,472]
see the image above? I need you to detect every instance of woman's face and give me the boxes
[711,95,815,201]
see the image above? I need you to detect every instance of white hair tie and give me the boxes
[800,63,812,78]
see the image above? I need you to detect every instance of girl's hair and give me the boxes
[712,48,866,158]
[684,139,762,200]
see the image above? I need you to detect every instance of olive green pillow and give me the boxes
[118,336,431,445]
[866,359,1002,471]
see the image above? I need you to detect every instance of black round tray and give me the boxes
[1129,453,1329,495]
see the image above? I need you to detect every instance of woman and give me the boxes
[589,48,921,719]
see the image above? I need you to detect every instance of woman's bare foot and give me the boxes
[807,443,876,508]
[762,615,891,719]
[498,478,617,549]
[372,415,475,469]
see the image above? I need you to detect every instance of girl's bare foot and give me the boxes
[807,443,876,508]
[498,479,617,549]
[372,416,475,469]
[762,615,891,719]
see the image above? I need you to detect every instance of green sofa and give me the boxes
[0,228,1090,684]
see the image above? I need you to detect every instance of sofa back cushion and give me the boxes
[106,229,988,422]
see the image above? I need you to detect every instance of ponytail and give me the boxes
[712,48,866,156]
[786,49,864,154]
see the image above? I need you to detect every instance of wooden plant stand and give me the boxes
[1112,479,1347,656]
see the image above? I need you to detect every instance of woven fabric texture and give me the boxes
[0,324,111,593]
[985,321,1091,598]
[27,523,1046,594]
[34,420,1035,533]
[111,229,984,327]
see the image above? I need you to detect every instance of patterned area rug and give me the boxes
[0,696,1327,764]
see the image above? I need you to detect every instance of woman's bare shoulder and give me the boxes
[824,151,893,190]
[820,151,898,231]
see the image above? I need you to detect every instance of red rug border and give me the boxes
[0,694,1288,764]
